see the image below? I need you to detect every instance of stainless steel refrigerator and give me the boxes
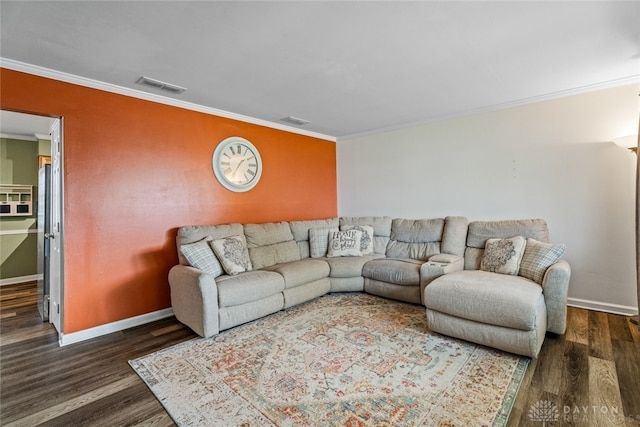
[37,164,51,321]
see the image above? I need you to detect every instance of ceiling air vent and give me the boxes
[136,76,187,94]
[280,116,310,126]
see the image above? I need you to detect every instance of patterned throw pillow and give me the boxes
[519,238,566,284]
[480,236,526,275]
[327,229,363,257]
[209,235,253,275]
[179,237,224,278]
[340,225,374,255]
[309,227,339,258]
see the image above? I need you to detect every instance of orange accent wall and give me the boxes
[1,68,337,333]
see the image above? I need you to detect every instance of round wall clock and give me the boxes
[212,136,262,192]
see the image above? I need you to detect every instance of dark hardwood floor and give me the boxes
[1,281,639,426]
[1,282,196,426]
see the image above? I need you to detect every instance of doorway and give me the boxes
[0,110,63,336]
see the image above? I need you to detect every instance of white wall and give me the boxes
[338,83,640,314]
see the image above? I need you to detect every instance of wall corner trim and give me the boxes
[0,57,337,142]
[58,307,175,347]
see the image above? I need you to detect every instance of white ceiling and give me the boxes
[1,1,639,140]
[0,110,53,140]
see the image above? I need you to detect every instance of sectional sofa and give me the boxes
[168,216,570,357]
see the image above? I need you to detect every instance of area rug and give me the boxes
[129,293,528,426]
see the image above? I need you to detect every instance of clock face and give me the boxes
[212,137,262,192]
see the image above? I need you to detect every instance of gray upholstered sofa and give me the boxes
[168,216,569,358]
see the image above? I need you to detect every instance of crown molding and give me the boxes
[0,58,336,142]
[338,75,640,142]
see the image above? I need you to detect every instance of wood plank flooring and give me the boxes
[1,282,639,426]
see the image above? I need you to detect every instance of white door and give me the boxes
[48,118,63,334]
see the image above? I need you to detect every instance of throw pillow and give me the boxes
[179,237,224,278]
[519,238,566,284]
[209,235,253,275]
[340,225,374,255]
[309,226,339,258]
[480,236,526,275]
[327,229,363,257]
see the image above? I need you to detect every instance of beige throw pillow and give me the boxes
[519,238,566,284]
[309,226,339,258]
[340,225,374,255]
[179,237,224,278]
[480,236,526,275]
[209,235,252,275]
[327,229,363,257]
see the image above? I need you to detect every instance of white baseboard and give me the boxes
[567,297,638,316]
[0,228,39,236]
[0,274,42,286]
[59,307,175,347]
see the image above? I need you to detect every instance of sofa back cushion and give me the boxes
[339,216,392,255]
[386,218,444,260]
[464,219,550,270]
[289,218,340,258]
[176,223,245,266]
[441,216,469,257]
[244,222,301,269]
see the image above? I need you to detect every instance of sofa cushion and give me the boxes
[250,241,301,270]
[391,218,444,242]
[480,236,526,275]
[425,270,544,331]
[340,216,392,255]
[324,254,385,278]
[466,219,549,249]
[176,223,244,266]
[340,225,374,255]
[386,218,444,261]
[244,221,293,246]
[362,258,423,286]
[210,235,253,275]
[428,253,462,264]
[386,240,441,261]
[179,237,224,278]
[327,230,363,257]
[244,222,300,269]
[464,219,550,270]
[441,216,469,257]
[262,258,330,289]
[309,226,339,258]
[519,238,566,284]
[216,270,285,307]
[290,218,340,258]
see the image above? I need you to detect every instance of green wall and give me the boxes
[0,137,50,280]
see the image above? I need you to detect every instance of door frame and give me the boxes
[48,117,64,336]
[0,110,64,339]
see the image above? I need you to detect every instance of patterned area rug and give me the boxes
[130,294,528,426]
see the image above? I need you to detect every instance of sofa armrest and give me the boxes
[168,264,219,338]
[419,255,464,304]
[541,259,571,335]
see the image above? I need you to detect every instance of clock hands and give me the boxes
[233,158,246,176]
